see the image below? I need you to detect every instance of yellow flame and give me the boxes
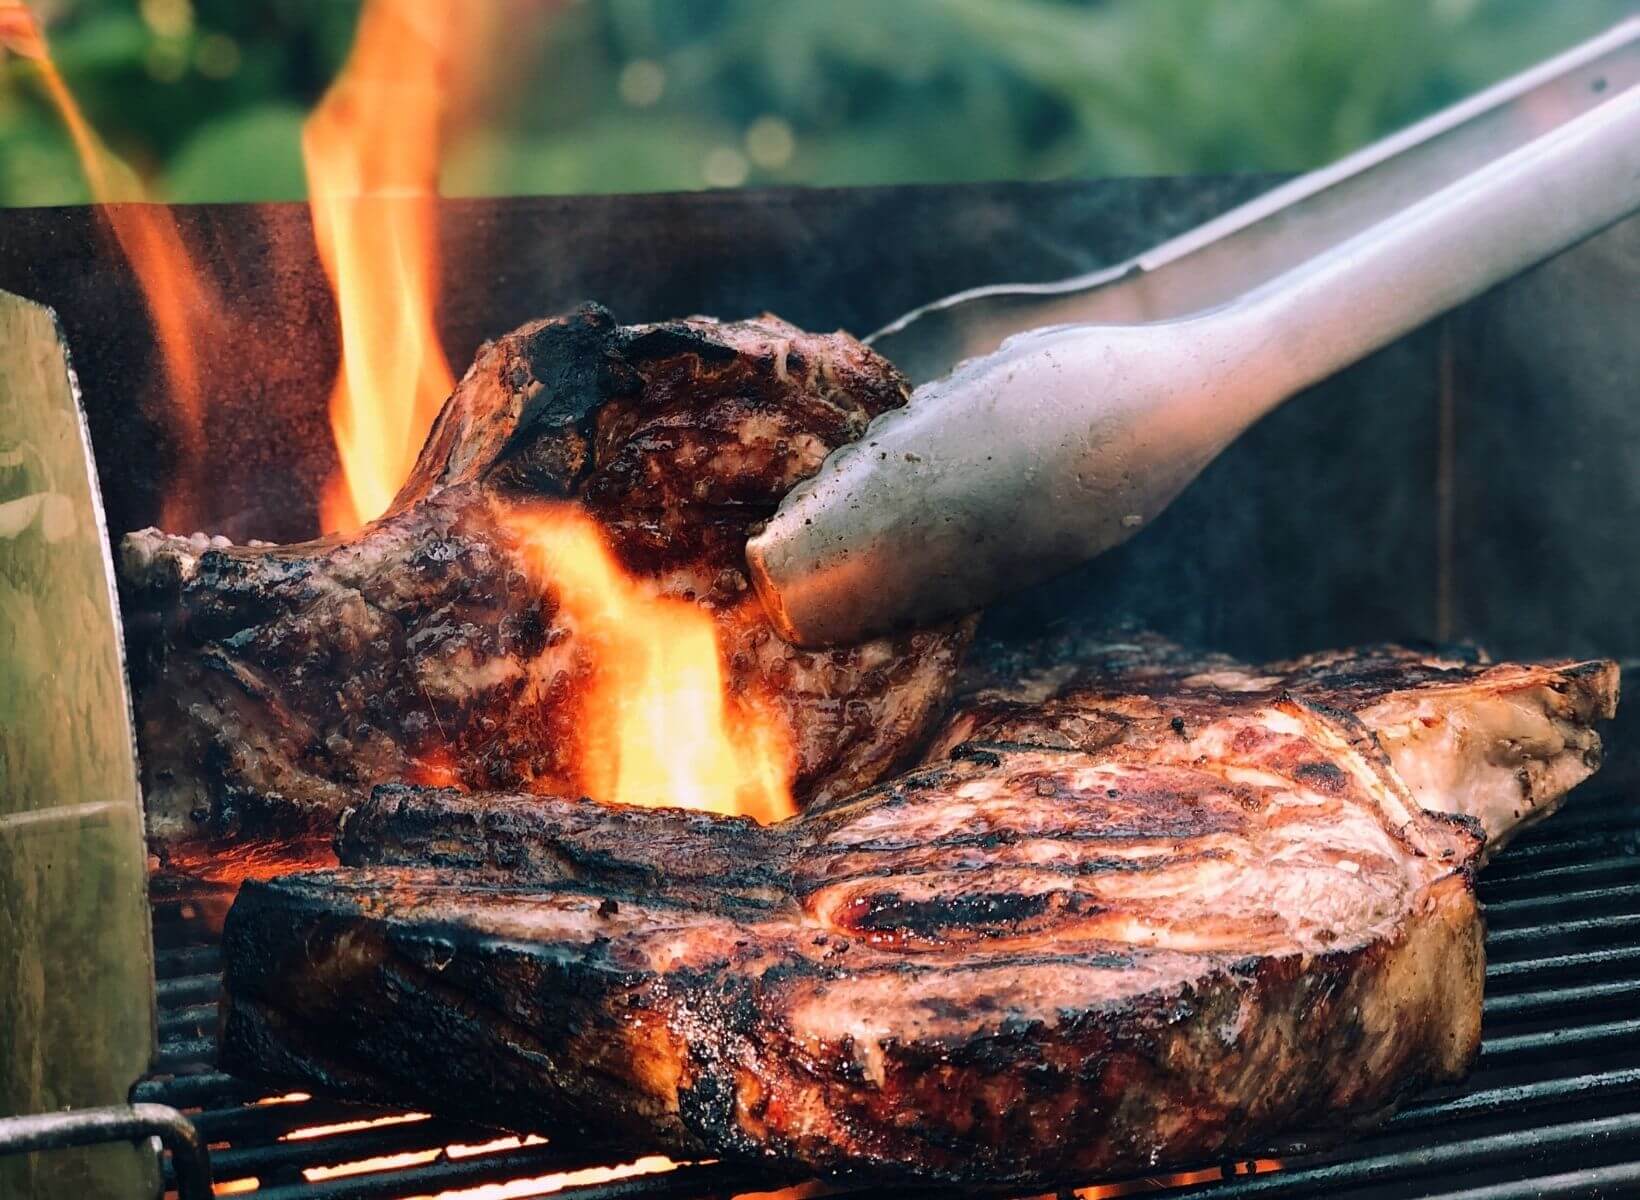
[5,0,218,529]
[1067,1159,1284,1198]
[509,506,796,822]
[281,1111,430,1141]
[304,1150,438,1182]
[418,1155,678,1200]
[304,0,464,532]
[446,1135,547,1159]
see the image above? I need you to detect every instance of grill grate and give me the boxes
[134,789,1640,1200]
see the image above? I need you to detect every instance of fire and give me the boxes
[270,1107,677,1198]
[21,1,793,826]
[1066,1159,1284,1198]
[304,0,469,533]
[4,0,218,528]
[281,1111,430,1141]
[509,506,796,822]
[416,1154,676,1199]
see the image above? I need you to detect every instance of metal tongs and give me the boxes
[747,19,1640,647]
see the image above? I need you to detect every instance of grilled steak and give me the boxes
[218,645,1615,1185]
[934,631,1619,848]
[122,305,973,876]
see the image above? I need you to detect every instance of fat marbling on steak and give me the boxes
[121,305,972,876]
[218,643,1617,1185]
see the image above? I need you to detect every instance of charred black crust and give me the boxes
[340,787,798,910]
[618,321,743,366]
[509,303,623,440]
[949,744,1002,767]
[1293,760,1350,792]
[488,304,625,495]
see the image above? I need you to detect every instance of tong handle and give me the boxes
[750,33,1640,648]
[1233,78,1640,413]
[870,17,1640,384]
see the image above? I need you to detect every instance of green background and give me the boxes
[1,0,1634,209]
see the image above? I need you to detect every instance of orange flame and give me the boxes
[304,0,467,533]
[418,1154,676,1199]
[5,0,217,527]
[509,506,796,822]
[273,1103,678,1197]
[1066,1159,1284,1198]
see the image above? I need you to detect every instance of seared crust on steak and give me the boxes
[122,306,973,876]
[221,671,1504,1185]
[934,631,1618,848]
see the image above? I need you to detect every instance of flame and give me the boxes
[0,1,43,58]
[1067,1159,1284,1198]
[509,506,796,822]
[420,1154,677,1199]
[273,1105,676,1198]
[5,0,217,527]
[252,1092,312,1106]
[304,1150,440,1182]
[304,0,469,533]
[281,1111,430,1141]
[447,1136,548,1158]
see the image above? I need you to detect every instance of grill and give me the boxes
[3,168,1638,1200]
[120,782,1640,1200]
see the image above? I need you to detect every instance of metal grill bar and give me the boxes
[189,1102,419,1145]
[1428,1160,1640,1199]
[1478,1016,1640,1062]
[1487,944,1640,981]
[1485,911,1640,948]
[158,1002,220,1040]
[1483,881,1640,917]
[156,973,226,1007]
[1142,1112,1640,1198]
[1481,977,1640,1017]
[0,1104,214,1200]
[1393,1067,1640,1124]
[132,1070,259,1109]
[1482,831,1636,865]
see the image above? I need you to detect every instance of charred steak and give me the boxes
[122,306,973,875]
[219,645,1616,1185]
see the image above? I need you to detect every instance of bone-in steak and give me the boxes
[121,307,972,876]
[218,645,1616,1185]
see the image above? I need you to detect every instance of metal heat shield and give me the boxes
[0,289,158,1198]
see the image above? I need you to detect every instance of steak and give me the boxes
[121,306,973,876]
[218,644,1616,1185]
[935,631,1619,848]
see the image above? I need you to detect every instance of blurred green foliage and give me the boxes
[1,0,1633,207]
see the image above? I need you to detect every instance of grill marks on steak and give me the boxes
[934,632,1618,849]
[122,306,973,875]
[217,646,1592,1185]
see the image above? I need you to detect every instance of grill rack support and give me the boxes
[0,1103,213,1200]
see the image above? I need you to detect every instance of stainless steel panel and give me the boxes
[0,289,158,1199]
